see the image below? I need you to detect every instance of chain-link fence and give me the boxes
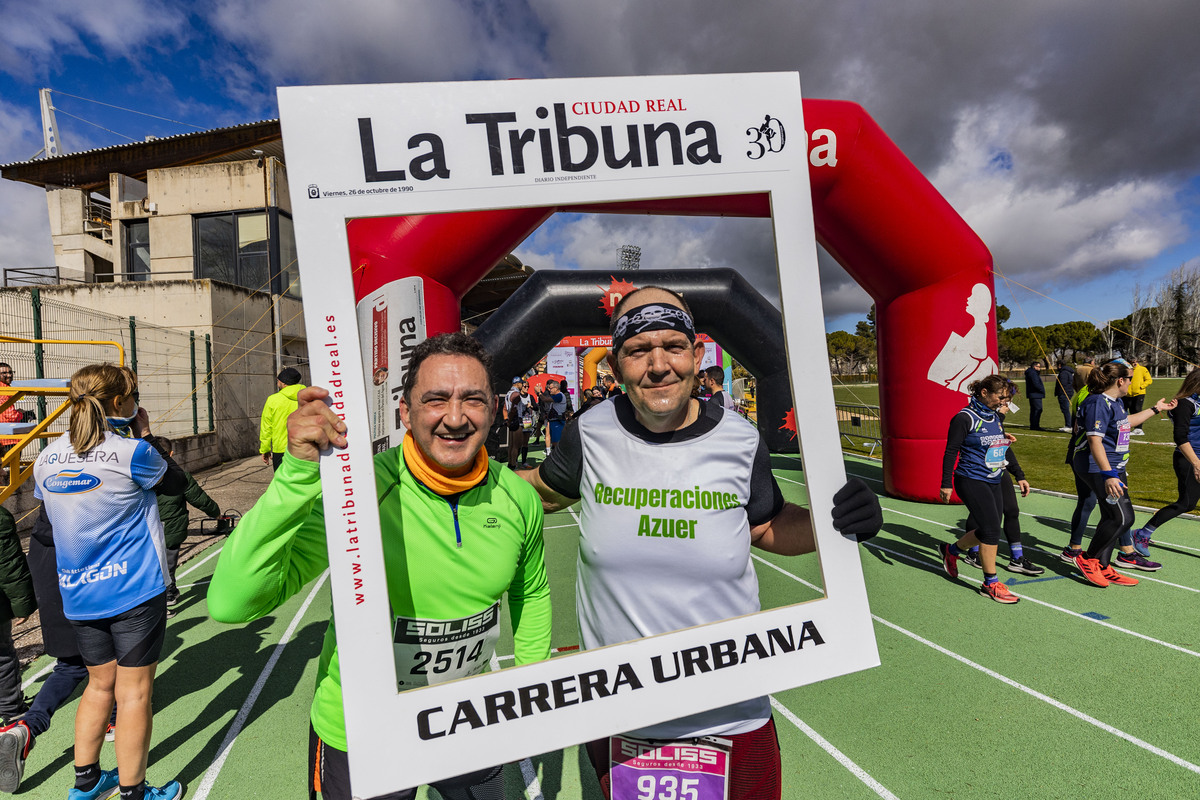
[0,289,215,440]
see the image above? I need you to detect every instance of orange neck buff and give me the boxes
[402,431,489,495]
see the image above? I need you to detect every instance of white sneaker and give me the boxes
[1058,426,1072,433]
[1131,429,1145,436]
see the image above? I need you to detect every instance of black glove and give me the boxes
[831,477,882,542]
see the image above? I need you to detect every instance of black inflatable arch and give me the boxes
[472,268,796,452]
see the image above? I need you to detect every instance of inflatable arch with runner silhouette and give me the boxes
[344,99,995,502]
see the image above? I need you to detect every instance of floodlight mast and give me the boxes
[617,244,641,271]
[39,89,64,159]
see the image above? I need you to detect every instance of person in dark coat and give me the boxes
[0,507,36,726]
[1054,361,1075,430]
[152,437,221,609]
[0,507,92,793]
[1024,361,1046,430]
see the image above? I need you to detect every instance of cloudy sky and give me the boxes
[2,0,1198,332]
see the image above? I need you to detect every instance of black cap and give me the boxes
[278,368,302,385]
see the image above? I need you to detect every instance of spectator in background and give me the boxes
[504,379,536,470]
[702,365,736,412]
[1024,360,1046,430]
[0,507,102,794]
[0,364,26,460]
[1073,356,1096,393]
[1126,356,1152,434]
[601,374,623,399]
[152,436,221,613]
[539,379,573,456]
[260,368,305,471]
[575,387,606,416]
[0,506,35,732]
[1054,360,1075,431]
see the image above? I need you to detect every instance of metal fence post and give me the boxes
[190,330,198,435]
[128,317,138,372]
[31,289,46,424]
[205,334,214,432]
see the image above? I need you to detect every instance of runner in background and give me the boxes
[938,375,1021,603]
[1131,367,1200,556]
[957,380,1043,576]
[1070,362,1174,587]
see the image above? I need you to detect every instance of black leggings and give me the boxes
[1147,449,1200,530]
[1078,469,1134,567]
[954,475,1004,546]
[965,473,1022,547]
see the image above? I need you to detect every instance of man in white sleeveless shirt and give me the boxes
[521,286,881,800]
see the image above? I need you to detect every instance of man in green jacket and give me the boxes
[208,333,551,800]
[260,368,305,470]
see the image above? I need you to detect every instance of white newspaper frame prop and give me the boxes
[278,73,879,798]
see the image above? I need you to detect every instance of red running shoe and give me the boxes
[1074,554,1109,587]
[1101,565,1138,586]
[938,543,959,578]
[978,581,1020,604]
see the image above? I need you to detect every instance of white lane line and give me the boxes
[544,523,579,530]
[866,539,1200,660]
[21,661,54,691]
[810,457,1200,554]
[491,652,544,800]
[775,474,1200,596]
[756,556,1200,775]
[193,571,329,800]
[875,501,1200,596]
[872,615,1200,775]
[176,544,224,581]
[769,698,901,800]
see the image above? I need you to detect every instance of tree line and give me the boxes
[827,264,1200,378]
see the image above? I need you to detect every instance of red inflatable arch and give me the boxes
[346,100,995,502]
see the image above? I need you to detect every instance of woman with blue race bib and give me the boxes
[1071,361,1174,588]
[937,375,1021,604]
[31,364,186,800]
[1130,368,1200,557]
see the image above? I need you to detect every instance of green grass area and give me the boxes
[832,378,1188,508]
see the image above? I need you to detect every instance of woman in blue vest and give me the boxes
[937,375,1021,603]
[1071,361,1174,587]
[31,364,186,800]
[1131,367,1200,556]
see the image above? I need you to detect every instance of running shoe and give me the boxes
[937,542,959,578]
[1006,556,1045,576]
[978,581,1020,604]
[0,720,32,793]
[1074,554,1110,587]
[1100,565,1139,586]
[67,768,119,800]
[960,550,983,569]
[1132,529,1153,558]
[1131,429,1145,436]
[165,586,181,606]
[1059,547,1084,564]
[1115,551,1162,572]
[142,779,185,799]
[105,722,115,742]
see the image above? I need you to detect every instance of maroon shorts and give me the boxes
[585,716,781,800]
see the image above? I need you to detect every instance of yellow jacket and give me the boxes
[259,383,304,454]
[1129,365,1152,397]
